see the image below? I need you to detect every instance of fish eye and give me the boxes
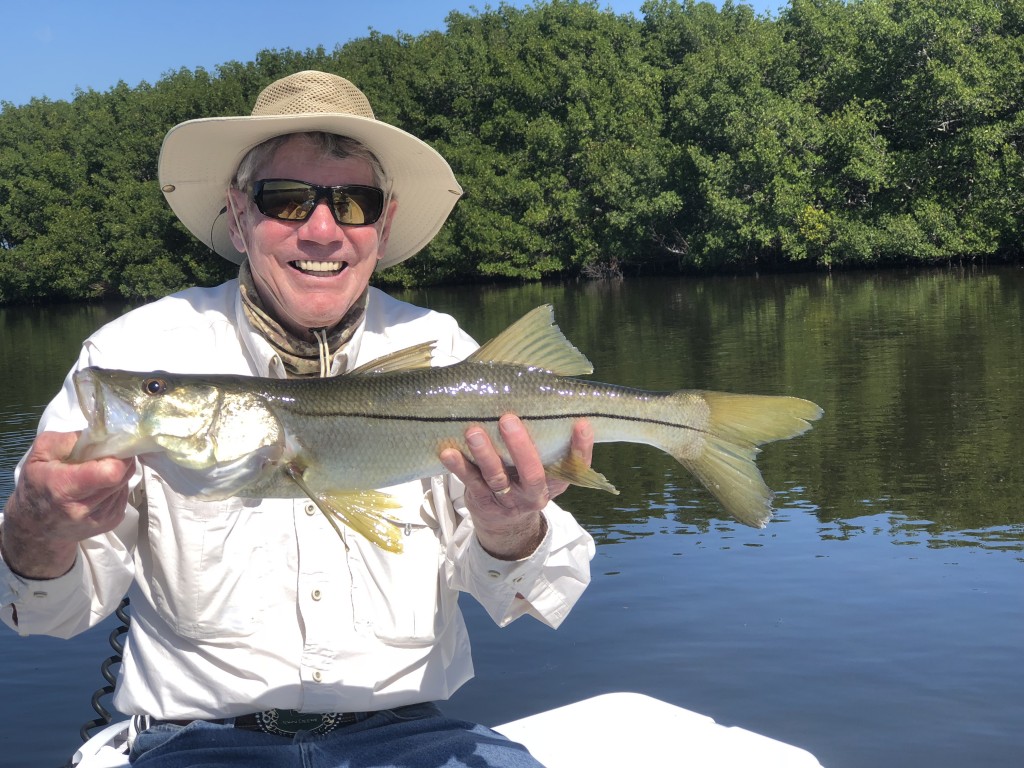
[143,378,167,396]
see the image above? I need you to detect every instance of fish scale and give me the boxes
[249,364,707,488]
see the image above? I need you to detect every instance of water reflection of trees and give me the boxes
[408,268,1024,553]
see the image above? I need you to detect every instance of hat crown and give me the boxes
[251,71,376,119]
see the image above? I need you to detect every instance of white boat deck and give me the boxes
[495,692,824,767]
[72,692,825,767]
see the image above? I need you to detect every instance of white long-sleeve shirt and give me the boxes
[0,282,594,719]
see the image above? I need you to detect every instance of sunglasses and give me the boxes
[251,179,385,226]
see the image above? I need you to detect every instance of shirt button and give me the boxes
[305,503,317,516]
[312,670,323,683]
[311,588,322,601]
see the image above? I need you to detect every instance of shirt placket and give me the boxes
[294,497,354,710]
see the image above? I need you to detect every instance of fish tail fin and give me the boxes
[673,392,823,528]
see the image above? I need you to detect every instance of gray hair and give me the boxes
[232,132,388,192]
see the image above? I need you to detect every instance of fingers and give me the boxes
[439,416,595,559]
[498,415,550,498]
[71,455,137,505]
[468,425,518,499]
[439,415,595,507]
[2,431,136,579]
[439,429,514,509]
[15,431,135,539]
[438,445,479,492]
[569,418,594,466]
[30,430,80,462]
[438,417,543,559]
[83,482,131,530]
[448,416,549,508]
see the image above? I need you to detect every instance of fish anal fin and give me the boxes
[348,341,437,375]
[545,454,619,495]
[468,305,593,376]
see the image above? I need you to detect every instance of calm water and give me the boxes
[1,269,1022,767]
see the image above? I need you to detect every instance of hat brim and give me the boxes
[158,113,463,269]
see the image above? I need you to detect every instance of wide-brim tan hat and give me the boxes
[158,70,463,269]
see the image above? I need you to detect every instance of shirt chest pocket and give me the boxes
[142,480,272,640]
[348,482,453,647]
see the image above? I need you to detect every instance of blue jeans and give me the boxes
[128,702,544,768]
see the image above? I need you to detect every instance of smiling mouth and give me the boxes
[291,260,345,275]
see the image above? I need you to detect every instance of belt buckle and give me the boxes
[255,709,343,736]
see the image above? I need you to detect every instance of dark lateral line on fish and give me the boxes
[282,409,702,433]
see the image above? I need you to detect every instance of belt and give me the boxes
[151,708,358,737]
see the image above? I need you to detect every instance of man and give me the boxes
[0,71,594,767]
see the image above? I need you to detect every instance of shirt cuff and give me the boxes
[0,552,85,635]
[465,514,572,628]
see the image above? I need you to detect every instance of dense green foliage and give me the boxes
[1,0,1022,303]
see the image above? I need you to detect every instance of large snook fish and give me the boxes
[69,305,822,553]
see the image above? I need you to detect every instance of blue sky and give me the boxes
[2,1,783,107]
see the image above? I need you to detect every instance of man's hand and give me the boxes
[1,431,135,579]
[439,416,594,560]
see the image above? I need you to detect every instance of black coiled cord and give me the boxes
[78,597,130,743]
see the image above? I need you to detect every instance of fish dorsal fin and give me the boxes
[348,341,437,375]
[467,305,594,376]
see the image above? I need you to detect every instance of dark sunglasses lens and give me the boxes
[254,181,384,225]
[332,186,384,225]
[254,181,314,221]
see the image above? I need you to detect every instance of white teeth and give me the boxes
[294,260,343,273]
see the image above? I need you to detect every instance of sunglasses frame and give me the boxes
[251,178,386,226]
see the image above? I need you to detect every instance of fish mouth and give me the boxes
[68,368,145,462]
[290,259,347,276]
[73,368,109,431]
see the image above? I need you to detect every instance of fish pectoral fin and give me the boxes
[284,465,404,553]
[545,454,619,495]
[348,341,437,375]
[467,305,594,376]
[316,490,405,554]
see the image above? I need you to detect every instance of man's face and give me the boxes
[228,136,393,339]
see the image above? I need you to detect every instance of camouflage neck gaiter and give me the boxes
[238,259,367,378]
